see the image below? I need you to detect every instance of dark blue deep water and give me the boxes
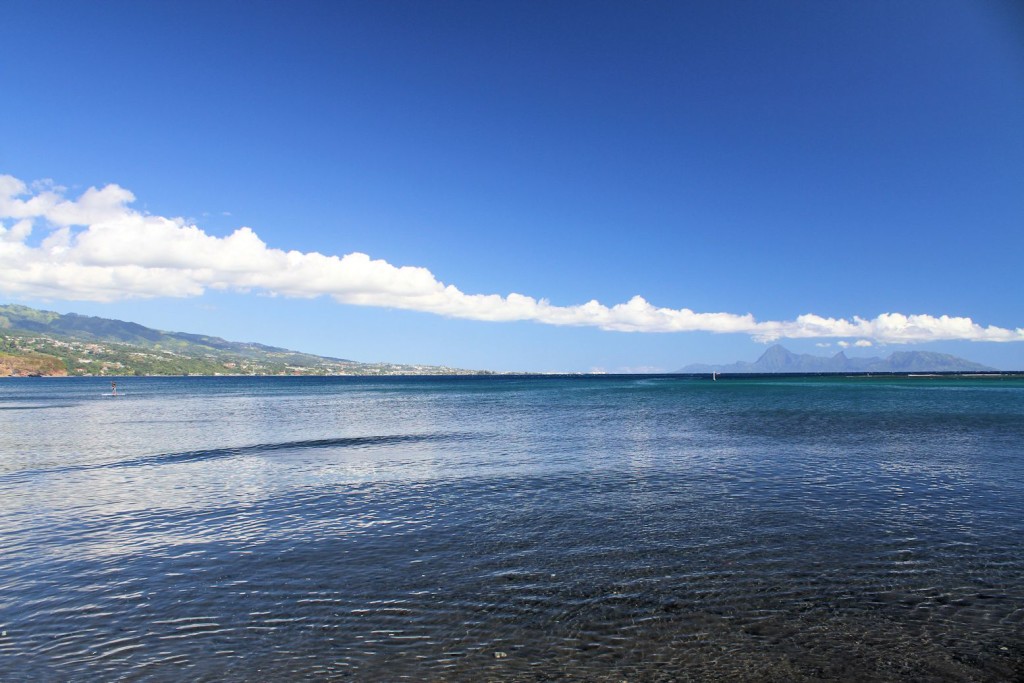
[1,375,1022,681]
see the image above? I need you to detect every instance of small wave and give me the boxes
[0,403,80,411]
[0,433,471,483]
[125,434,463,469]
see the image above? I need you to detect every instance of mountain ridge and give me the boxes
[678,344,995,374]
[0,303,484,376]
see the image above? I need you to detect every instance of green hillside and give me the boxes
[0,304,486,377]
[0,350,67,377]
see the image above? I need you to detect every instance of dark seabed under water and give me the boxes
[1,374,1022,681]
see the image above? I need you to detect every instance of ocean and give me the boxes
[1,375,1022,681]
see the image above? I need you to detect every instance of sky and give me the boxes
[1,0,1022,372]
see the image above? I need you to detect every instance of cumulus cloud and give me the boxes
[2,175,1022,344]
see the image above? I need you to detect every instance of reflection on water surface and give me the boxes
[1,375,1022,681]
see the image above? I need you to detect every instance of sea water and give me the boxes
[0,375,1022,681]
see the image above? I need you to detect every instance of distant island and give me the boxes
[0,304,490,377]
[678,344,995,374]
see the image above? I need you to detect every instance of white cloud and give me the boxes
[2,175,1023,344]
[855,340,874,347]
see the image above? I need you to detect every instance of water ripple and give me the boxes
[1,376,1022,681]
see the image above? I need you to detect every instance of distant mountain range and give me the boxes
[2,303,350,359]
[0,304,485,377]
[678,344,995,374]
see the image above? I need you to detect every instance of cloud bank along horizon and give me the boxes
[1,175,1021,345]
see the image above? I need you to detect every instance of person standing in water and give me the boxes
[111,381,117,396]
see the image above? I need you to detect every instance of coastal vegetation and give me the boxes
[0,304,487,377]
[0,349,67,376]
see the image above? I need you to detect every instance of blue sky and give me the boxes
[2,0,1022,371]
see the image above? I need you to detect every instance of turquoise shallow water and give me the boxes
[1,375,1022,681]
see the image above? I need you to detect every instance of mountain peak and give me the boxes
[754,344,804,371]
